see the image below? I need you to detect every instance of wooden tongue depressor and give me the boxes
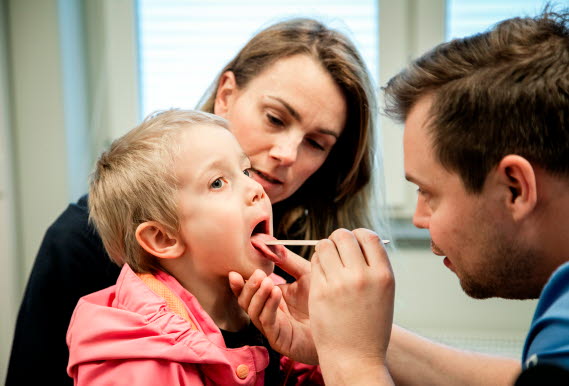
[265,239,390,246]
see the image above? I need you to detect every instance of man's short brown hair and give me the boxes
[384,7,569,192]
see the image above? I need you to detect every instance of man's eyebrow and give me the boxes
[405,174,420,185]
[266,96,340,139]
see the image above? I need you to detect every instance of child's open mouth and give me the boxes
[250,219,284,263]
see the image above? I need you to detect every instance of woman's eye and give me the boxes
[306,138,325,151]
[266,113,284,127]
[211,178,224,189]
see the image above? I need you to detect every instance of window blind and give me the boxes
[138,0,378,118]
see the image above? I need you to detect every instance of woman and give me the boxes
[6,18,385,385]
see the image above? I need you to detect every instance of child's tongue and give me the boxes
[250,233,285,264]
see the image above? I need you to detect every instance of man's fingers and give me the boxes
[245,276,278,334]
[313,236,343,279]
[228,271,245,297]
[352,228,390,268]
[310,251,328,293]
[234,269,267,311]
[276,247,311,279]
[328,228,367,268]
[257,285,283,334]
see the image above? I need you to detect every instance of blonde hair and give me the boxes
[199,18,387,256]
[88,109,228,273]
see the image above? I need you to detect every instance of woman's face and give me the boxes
[214,54,347,203]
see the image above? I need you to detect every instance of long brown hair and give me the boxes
[199,18,386,256]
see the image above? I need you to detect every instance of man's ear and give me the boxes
[495,155,537,221]
[213,71,237,117]
[135,221,185,259]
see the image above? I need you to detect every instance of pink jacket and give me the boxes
[67,264,322,385]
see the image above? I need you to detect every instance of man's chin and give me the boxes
[458,276,496,299]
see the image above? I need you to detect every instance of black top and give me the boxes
[6,194,298,385]
[221,322,284,385]
[515,364,569,385]
[6,195,120,385]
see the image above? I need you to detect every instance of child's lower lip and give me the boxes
[250,237,283,264]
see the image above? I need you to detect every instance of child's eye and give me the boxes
[211,178,224,189]
[243,168,252,177]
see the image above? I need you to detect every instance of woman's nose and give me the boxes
[269,134,301,166]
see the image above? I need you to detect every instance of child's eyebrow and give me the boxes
[195,153,251,180]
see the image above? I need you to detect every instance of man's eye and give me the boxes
[416,188,430,200]
[211,178,224,189]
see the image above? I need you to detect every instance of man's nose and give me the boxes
[412,195,430,229]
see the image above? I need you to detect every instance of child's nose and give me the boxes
[246,177,266,205]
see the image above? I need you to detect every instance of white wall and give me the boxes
[392,248,536,358]
[8,0,71,276]
[0,0,18,379]
[1,0,139,381]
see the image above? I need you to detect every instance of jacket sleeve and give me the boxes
[72,359,205,386]
[280,356,324,385]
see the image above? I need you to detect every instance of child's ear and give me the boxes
[213,71,237,117]
[495,155,538,221]
[135,221,185,259]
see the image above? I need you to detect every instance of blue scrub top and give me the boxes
[523,261,569,370]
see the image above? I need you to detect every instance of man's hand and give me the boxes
[228,247,318,364]
[310,228,395,385]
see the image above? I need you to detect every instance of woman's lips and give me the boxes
[253,169,283,185]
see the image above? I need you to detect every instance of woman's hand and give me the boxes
[310,228,395,385]
[228,247,318,364]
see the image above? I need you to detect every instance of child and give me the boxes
[66,110,322,385]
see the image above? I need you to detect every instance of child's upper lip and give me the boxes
[250,213,271,237]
